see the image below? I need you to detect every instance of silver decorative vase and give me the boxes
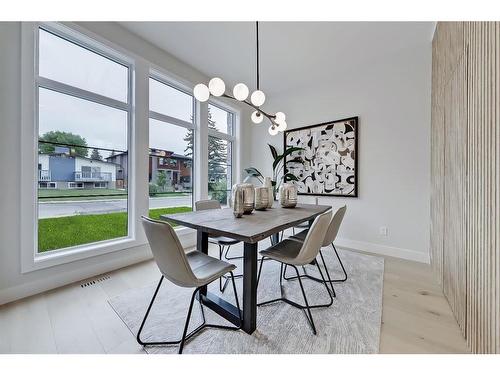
[254,186,269,211]
[263,177,274,208]
[232,183,255,214]
[279,182,298,208]
[231,185,244,218]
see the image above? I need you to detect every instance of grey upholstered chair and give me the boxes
[256,210,333,335]
[138,216,241,354]
[195,199,241,292]
[285,205,348,297]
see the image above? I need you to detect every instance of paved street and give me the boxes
[38,196,192,218]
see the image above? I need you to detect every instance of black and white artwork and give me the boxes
[284,117,358,197]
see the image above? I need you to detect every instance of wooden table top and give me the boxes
[161,203,331,243]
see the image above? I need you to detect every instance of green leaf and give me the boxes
[268,144,279,160]
[244,167,263,178]
[272,147,304,171]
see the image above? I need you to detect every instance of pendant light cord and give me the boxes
[256,21,260,91]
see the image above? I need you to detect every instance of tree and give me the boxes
[156,170,167,191]
[184,107,227,182]
[39,131,88,157]
[90,148,103,160]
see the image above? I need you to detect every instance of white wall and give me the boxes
[0,22,252,304]
[249,43,431,262]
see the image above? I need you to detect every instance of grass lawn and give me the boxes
[38,189,190,201]
[38,206,192,253]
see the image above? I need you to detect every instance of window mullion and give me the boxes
[37,76,129,112]
[149,110,195,130]
[207,128,236,142]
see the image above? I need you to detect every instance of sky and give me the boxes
[38,27,231,159]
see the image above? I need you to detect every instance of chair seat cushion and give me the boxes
[186,250,236,285]
[208,236,240,246]
[289,229,308,242]
[259,239,305,266]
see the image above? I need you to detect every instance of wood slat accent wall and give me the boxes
[431,21,500,353]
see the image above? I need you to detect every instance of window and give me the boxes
[207,103,234,206]
[148,76,194,217]
[39,182,57,189]
[68,182,84,189]
[36,25,131,254]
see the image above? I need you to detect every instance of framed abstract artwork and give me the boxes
[283,116,358,197]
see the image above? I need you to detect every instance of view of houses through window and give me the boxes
[35,26,237,256]
[37,26,131,253]
[148,77,194,218]
[207,103,234,206]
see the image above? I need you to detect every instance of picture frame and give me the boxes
[283,116,358,197]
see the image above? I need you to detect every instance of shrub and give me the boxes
[149,183,159,196]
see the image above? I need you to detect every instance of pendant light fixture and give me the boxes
[193,22,287,136]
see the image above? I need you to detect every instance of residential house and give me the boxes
[38,152,118,189]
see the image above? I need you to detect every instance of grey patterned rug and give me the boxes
[109,247,384,354]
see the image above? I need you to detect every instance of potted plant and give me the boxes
[244,144,304,199]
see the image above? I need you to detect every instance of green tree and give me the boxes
[90,148,102,160]
[39,131,88,157]
[184,107,228,191]
[156,170,167,191]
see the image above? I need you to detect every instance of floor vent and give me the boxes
[80,274,111,288]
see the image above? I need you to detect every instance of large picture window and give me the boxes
[36,25,132,254]
[207,103,234,206]
[148,76,194,218]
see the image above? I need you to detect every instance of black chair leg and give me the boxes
[318,250,336,298]
[292,265,317,335]
[136,275,166,346]
[332,244,348,282]
[178,286,200,354]
[137,273,241,354]
[224,245,243,261]
[282,245,348,294]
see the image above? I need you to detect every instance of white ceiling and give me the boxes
[120,22,434,96]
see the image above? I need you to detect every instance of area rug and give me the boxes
[108,247,384,354]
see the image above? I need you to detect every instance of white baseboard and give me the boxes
[335,237,430,264]
[0,229,197,306]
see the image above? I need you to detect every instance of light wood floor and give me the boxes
[0,243,469,354]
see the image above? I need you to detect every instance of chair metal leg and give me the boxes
[282,244,348,294]
[332,244,348,282]
[256,256,266,289]
[293,265,317,335]
[257,259,334,335]
[224,245,243,261]
[137,272,242,354]
[178,285,200,353]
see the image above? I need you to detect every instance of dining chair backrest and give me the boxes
[195,199,221,211]
[141,216,197,288]
[322,205,347,246]
[295,210,332,265]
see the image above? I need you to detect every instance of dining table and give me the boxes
[161,203,332,334]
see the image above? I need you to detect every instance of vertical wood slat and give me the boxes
[431,21,500,354]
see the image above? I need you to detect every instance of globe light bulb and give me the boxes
[275,111,286,124]
[208,77,225,97]
[268,125,279,136]
[233,83,249,101]
[251,110,264,124]
[276,120,288,132]
[250,90,266,106]
[193,83,210,102]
